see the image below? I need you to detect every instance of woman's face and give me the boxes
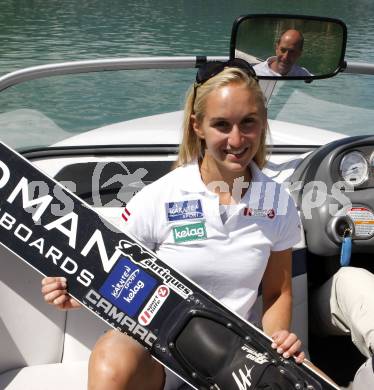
[192,82,266,177]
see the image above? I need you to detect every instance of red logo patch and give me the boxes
[243,207,276,219]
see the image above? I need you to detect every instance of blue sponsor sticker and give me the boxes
[99,258,157,316]
[166,199,204,221]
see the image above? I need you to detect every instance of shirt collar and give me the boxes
[178,161,264,196]
[266,57,302,77]
[266,57,281,76]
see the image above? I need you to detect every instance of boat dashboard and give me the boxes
[290,135,374,264]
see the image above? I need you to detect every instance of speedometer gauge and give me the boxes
[370,152,374,168]
[339,151,368,186]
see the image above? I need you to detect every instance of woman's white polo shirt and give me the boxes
[121,161,301,319]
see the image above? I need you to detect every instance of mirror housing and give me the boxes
[230,14,347,80]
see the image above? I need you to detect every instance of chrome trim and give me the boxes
[0,56,228,92]
[344,61,374,75]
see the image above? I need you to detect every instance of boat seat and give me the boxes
[0,362,88,390]
[0,243,109,390]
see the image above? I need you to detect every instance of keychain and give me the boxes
[340,227,352,267]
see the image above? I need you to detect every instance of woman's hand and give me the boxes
[271,329,305,363]
[41,276,81,310]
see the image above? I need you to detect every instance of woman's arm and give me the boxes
[261,248,304,363]
[261,248,292,333]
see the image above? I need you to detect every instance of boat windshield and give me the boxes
[0,65,373,151]
[267,73,374,138]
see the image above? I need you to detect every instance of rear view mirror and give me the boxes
[230,14,347,80]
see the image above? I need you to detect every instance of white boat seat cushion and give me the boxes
[0,362,88,390]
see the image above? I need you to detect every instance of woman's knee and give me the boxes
[90,330,145,375]
[88,330,164,389]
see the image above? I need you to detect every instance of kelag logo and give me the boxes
[99,258,157,316]
[173,222,207,243]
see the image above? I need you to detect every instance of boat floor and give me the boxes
[310,334,365,388]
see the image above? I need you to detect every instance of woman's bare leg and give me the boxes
[88,330,165,390]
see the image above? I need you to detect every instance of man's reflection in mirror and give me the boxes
[254,29,312,76]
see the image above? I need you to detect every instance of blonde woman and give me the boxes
[42,59,304,390]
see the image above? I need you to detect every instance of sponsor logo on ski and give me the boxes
[138,285,170,326]
[111,265,139,299]
[166,199,203,221]
[243,207,276,219]
[99,258,157,316]
[242,344,269,365]
[173,222,207,243]
[116,240,192,298]
[232,364,254,390]
[84,289,157,347]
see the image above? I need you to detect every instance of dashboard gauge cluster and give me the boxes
[338,148,374,188]
[339,151,368,186]
[291,136,374,257]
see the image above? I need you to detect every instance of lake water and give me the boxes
[0,0,374,147]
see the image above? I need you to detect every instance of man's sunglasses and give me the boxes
[195,58,258,85]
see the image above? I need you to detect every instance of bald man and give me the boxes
[254,29,312,77]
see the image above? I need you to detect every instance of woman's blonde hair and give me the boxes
[175,67,269,169]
